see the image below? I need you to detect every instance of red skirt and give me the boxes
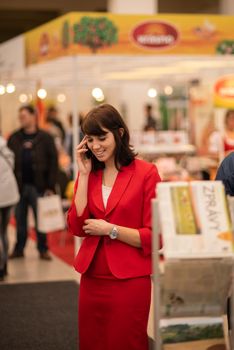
[79,274,151,350]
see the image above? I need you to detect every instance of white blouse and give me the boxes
[102,185,112,208]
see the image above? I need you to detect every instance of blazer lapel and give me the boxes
[89,170,105,213]
[105,161,135,216]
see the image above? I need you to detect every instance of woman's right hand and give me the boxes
[76,137,92,175]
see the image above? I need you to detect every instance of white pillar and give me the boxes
[72,56,79,179]
[108,0,157,14]
[220,0,234,14]
[71,56,82,255]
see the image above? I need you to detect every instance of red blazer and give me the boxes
[67,158,161,279]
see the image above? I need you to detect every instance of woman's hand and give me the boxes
[83,219,113,236]
[76,137,92,175]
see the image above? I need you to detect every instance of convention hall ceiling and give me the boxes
[0,0,220,43]
[0,0,107,43]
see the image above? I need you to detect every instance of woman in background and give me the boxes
[200,109,234,159]
[222,109,234,153]
[67,104,161,350]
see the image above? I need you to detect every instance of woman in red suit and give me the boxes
[67,104,161,350]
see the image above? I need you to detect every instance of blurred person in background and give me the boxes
[143,104,158,131]
[46,106,72,194]
[65,112,85,179]
[46,106,66,145]
[215,149,234,196]
[0,135,19,281]
[215,149,234,330]
[200,109,234,159]
[8,105,58,260]
[221,109,234,153]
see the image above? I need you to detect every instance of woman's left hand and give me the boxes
[83,219,112,236]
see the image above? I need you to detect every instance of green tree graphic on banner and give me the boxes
[216,40,234,55]
[73,16,118,53]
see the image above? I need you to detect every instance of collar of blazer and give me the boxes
[89,160,135,216]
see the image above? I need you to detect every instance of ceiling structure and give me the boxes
[0,0,107,43]
[0,0,221,43]
[6,55,234,93]
[0,0,229,94]
[0,9,59,43]
[158,0,220,14]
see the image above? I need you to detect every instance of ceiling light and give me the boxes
[96,95,105,102]
[0,85,5,95]
[147,88,157,98]
[6,83,16,94]
[57,93,66,103]
[19,94,28,103]
[92,87,104,101]
[164,86,173,95]
[37,88,47,99]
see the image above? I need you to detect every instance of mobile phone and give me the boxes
[85,146,92,159]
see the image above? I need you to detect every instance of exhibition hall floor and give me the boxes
[1,226,154,340]
[3,226,78,284]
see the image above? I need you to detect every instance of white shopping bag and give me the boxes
[37,195,65,233]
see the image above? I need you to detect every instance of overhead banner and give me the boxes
[24,12,234,65]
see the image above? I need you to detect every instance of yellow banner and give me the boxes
[25,12,234,66]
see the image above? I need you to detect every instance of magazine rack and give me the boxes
[152,198,234,350]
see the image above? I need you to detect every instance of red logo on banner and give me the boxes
[131,21,179,49]
[215,77,234,99]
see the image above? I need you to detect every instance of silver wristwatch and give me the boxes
[109,226,118,240]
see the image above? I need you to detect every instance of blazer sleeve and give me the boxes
[215,153,234,196]
[138,165,161,256]
[66,175,90,237]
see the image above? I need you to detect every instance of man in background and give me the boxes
[8,105,58,260]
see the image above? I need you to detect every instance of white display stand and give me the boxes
[136,144,196,156]
[152,198,234,350]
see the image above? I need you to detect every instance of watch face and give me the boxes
[110,227,118,239]
[110,232,117,239]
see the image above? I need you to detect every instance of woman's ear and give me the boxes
[119,128,124,137]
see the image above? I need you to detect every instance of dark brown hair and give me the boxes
[19,105,36,115]
[81,104,136,171]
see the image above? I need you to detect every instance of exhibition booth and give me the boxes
[1,12,234,180]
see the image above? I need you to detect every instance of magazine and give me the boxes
[157,181,233,259]
[160,316,228,350]
[160,259,232,317]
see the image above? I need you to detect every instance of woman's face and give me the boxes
[86,128,116,163]
[226,113,234,131]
